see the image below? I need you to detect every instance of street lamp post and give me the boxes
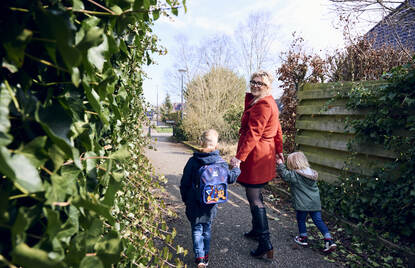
[178,68,186,120]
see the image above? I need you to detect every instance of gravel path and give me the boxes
[144,130,340,268]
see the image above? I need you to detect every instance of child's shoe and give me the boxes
[294,235,308,246]
[323,239,337,252]
[195,257,206,268]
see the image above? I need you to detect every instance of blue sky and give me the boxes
[142,0,373,106]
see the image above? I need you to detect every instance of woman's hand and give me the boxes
[230,157,241,168]
[277,152,284,162]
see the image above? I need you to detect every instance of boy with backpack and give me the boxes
[180,129,241,267]
[276,152,337,253]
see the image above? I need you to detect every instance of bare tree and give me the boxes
[329,0,415,54]
[198,35,236,72]
[164,34,237,101]
[234,11,279,79]
[329,0,411,19]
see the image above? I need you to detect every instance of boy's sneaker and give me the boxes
[323,239,337,252]
[294,235,308,246]
[195,257,206,268]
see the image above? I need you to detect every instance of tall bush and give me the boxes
[0,0,186,267]
[181,67,245,142]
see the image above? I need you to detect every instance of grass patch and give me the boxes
[155,127,173,133]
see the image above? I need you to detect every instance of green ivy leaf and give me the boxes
[171,7,178,16]
[57,205,80,242]
[45,173,77,204]
[11,243,64,268]
[11,206,39,244]
[3,29,32,67]
[109,146,130,160]
[38,8,81,69]
[102,172,122,206]
[153,9,160,20]
[72,67,81,87]
[72,197,115,224]
[0,84,12,146]
[84,84,109,125]
[73,0,85,11]
[0,147,44,193]
[87,36,108,72]
[110,5,123,15]
[95,231,122,265]
[2,60,18,73]
[36,102,73,157]
[44,208,62,239]
[15,136,48,168]
[77,27,104,51]
[133,0,144,10]
[79,256,104,268]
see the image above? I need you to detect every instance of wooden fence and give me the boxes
[295,81,396,183]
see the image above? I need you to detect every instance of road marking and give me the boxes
[228,189,282,214]
[264,201,282,214]
[227,189,249,205]
[226,198,239,207]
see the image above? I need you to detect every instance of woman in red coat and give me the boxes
[231,70,283,259]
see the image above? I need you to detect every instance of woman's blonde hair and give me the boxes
[286,152,310,170]
[251,70,274,89]
[200,129,219,152]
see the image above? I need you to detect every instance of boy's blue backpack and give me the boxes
[196,161,229,204]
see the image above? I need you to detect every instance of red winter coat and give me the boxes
[236,93,283,185]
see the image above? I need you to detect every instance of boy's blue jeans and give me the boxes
[191,222,211,258]
[296,210,332,239]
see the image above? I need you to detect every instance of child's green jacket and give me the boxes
[276,163,322,211]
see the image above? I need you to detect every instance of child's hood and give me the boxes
[295,167,318,181]
[194,150,222,165]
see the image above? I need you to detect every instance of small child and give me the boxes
[180,129,241,267]
[276,152,336,253]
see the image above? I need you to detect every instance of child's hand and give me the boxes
[276,158,283,165]
[230,157,241,168]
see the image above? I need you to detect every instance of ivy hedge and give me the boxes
[0,0,186,267]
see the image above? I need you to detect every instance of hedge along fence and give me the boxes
[295,81,395,183]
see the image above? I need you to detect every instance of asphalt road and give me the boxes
[144,130,339,268]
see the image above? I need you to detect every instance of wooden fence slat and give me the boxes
[297,105,363,115]
[305,151,376,177]
[296,135,397,159]
[296,120,353,134]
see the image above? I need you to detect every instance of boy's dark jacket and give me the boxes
[180,150,241,224]
[277,163,321,211]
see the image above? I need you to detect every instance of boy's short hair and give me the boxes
[287,151,310,170]
[201,129,219,151]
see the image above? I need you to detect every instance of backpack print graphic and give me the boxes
[197,162,228,204]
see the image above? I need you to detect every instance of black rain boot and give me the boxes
[244,207,260,241]
[250,206,273,259]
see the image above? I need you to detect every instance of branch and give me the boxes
[25,53,69,72]
[87,0,115,15]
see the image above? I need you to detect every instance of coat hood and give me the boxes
[295,167,318,181]
[193,150,222,165]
